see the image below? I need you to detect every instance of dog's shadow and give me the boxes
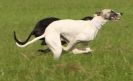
[37,48,93,56]
[37,48,69,56]
[37,48,67,54]
[37,48,51,53]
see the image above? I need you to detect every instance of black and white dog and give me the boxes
[14,16,93,46]
[14,9,122,59]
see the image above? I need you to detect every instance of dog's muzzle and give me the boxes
[110,12,123,20]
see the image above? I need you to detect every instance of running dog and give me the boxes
[14,9,122,59]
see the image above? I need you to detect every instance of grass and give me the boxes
[0,0,133,81]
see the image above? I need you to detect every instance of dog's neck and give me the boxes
[90,16,107,30]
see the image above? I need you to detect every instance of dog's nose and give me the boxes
[120,12,123,16]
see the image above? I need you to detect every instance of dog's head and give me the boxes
[95,9,123,21]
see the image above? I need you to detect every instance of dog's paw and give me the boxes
[72,48,93,54]
[86,48,93,52]
[72,48,80,54]
[62,46,68,51]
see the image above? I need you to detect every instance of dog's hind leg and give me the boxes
[45,34,62,59]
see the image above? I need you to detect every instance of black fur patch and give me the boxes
[33,17,60,37]
[82,16,93,20]
[14,17,60,45]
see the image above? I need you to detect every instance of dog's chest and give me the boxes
[79,28,98,41]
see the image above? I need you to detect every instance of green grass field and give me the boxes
[0,0,133,81]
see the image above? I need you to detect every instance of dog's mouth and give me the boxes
[111,15,120,20]
[109,12,123,21]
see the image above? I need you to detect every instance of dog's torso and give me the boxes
[45,19,100,42]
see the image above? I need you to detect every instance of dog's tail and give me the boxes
[15,34,45,48]
[13,31,33,45]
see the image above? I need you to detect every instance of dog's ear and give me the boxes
[95,11,102,16]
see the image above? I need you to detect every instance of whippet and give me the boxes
[14,9,122,59]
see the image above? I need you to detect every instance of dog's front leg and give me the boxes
[63,40,77,51]
[72,47,93,54]
[72,41,93,54]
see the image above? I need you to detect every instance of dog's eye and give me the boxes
[110,10,115,13]
[111,10,113,12]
